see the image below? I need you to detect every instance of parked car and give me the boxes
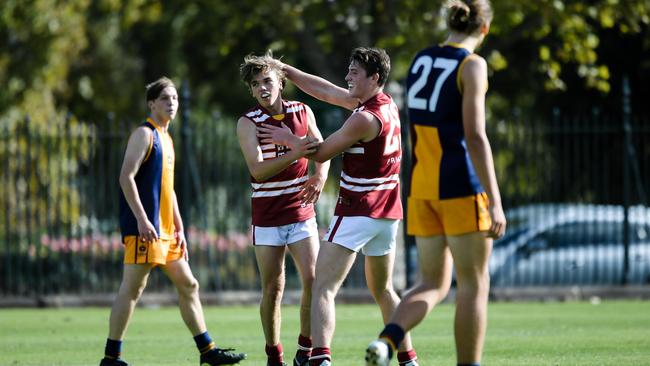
[490,204,650,286]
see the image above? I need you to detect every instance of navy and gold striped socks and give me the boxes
[104,338,122,360]
[378,323,405,358]
[194,331,216,355]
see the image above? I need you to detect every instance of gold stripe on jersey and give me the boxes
[143,119,156,162]
[457,56,472,94]
[442,44,490,94]
[145,120,175,241]
[411,125,442,200]
[456,54,490,95]
[158,128,175,240]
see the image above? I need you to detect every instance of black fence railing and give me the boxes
[1,88,649,297]
[0,112,263,297]
[479,80,650,286]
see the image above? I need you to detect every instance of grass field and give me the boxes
[0,300,649,366]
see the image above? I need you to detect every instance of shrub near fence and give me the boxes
[0,112,264,297]
[0,227,258,296]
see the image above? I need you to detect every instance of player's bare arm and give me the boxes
[259,111,379,163]
[118,126,158,242]
[237,116,319,181]
[282,63,359,111]
[301,105,330,204]
[461,55,506,239]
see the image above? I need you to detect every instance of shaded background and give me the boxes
[1,0,649,299]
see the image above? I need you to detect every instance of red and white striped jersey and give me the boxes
[335,92,403,219]
[242,100,315,227]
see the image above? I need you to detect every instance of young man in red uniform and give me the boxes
[258,48,418,366]
[238,52,329,366]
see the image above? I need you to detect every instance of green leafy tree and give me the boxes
[1,0,649,235]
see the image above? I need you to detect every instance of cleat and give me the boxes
[398,360,419,366]
[200,348,247,365]
[293,353,309,366]
[267,363,287,366]
[99,358,129,366]
[365,340,390,366]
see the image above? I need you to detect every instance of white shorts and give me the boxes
[324,216,398,256]
[253,218,318,246]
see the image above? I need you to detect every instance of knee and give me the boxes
[301,272,315,293]
[119,279,147,301]
[311,277,339,303]
[419,275,452,298]
[127,286,146,301]
[369,286,396,305]
[262,276,285,301]
[456,270,490,294]
[135,283,147,299]
[177,277,200,298]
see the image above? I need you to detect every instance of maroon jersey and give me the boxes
[242,100,315,226]
[335,92,403,219]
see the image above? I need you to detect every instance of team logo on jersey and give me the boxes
[276,144,289,157]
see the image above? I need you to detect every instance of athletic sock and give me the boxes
[266,343,284,366]
[194,331,216,354]
[104,338,122,360]
[296,334,312,360]
[378,323,405,358]
[397,349,418,364]
[309,347,331,365]
[457,363,480,366]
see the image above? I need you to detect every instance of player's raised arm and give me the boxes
[282,62,359,111]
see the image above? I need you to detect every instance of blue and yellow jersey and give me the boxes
[406,43,484,200]
[119,118,175,242]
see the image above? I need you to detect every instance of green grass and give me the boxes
[0,301,649,365]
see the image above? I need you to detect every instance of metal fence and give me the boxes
[479,110,650,287]
[479,81,650,287]
[0,112,262,297]
[1,87,649,298]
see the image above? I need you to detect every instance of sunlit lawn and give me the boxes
[0,300,649,365]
